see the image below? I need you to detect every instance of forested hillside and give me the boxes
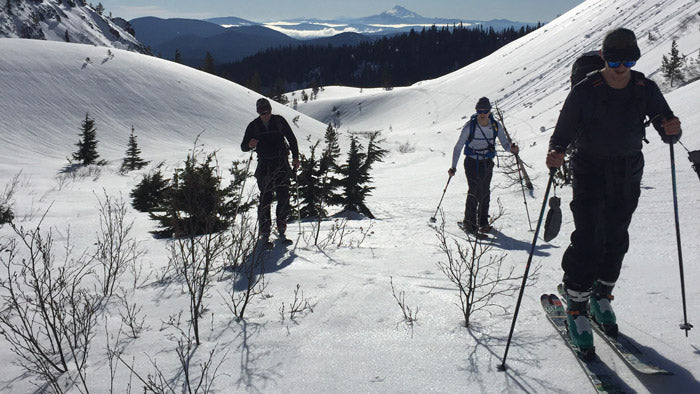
[217,24,539,96]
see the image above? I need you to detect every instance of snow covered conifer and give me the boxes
[121,126,149,172]
[661,39,685,87]
[336,133,386,219]
[71,112,103,166]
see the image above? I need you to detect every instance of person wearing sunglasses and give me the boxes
[545,28,682,354]
[241,98,300,247]
[449,97,519,236]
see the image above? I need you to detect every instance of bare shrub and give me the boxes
[0,222,101,393]
[94,191,144,297]
[433,213,526,328]
[279,284,315,322]
[118,319,227,394]
[397,141,415,154]
[220,213,267,320]
[390,277,419,329]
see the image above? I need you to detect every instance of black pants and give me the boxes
[255,161,291,236]
[463,157,494,229]
[562,152,644,291]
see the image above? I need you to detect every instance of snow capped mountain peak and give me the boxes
[0,0,147,53]
[383,5,421,19]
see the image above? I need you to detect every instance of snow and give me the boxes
[1,0,699,392]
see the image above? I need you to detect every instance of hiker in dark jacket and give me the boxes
[241,98,300,243]
[546,28,682,352]
[449,97,519,235]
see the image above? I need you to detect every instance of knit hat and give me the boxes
[475,97,492,110]
[256,98,272,113]
[602,28,641,61]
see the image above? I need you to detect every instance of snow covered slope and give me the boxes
[0,39,328,175]
[0,0,698,393]
[0,0,147,53]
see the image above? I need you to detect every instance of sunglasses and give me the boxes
[476,109,490,114]
[607,60,636,68]
[258,110,271,115]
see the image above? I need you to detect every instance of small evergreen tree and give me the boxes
[661,39,685,87]
[130,166,170,212]
[203,51,216,75]
[151,151,235,237]
[296,141,326,218]
[320,123,343,207]
[174,48,182,63]
[337,136,372,217]
[228,158,256,216]
[121,126,149,172]
[71,112,104,165]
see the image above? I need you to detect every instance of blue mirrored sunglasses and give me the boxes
[607,60,636,68]
[476,109,490,114]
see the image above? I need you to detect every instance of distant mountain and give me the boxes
[130,17,226,47]
[263,5,535,39]
[129,5,535,66]
[0,0,147,53]
[204,16,257,27]
[153,25,298,66]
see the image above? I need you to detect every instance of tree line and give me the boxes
[215,24,540,96]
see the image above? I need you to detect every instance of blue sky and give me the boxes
[98,1,585,23]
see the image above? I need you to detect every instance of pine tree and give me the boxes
[151,151,235,237]
[661,39,685,87]
[71,112,103,165]
[130,167,170,212]
[203,51,216,75]
[320,123,343,206]
[295,141,326,218]
[174,49,182,63]
[121,126,149,172]
[337,137,372,218]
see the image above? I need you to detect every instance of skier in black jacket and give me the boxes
[546,28,682,353]
[241,98,300,244]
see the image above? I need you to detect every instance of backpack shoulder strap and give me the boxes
[489,113,499,137]
[468,114,478,142]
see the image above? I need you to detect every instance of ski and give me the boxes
[541,294,623,393]
[557,284,671,375]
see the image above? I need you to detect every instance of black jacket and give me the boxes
[241,114,299,177]
[549,70,678,156]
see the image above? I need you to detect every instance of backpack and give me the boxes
[464,113,499,158]
[571,51,605,87]
[570,51,651,143]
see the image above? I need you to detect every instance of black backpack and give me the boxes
[570,51,605,87]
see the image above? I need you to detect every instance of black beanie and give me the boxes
[602,28,641,61]
[475,97,492,110]
[256,98,272,113]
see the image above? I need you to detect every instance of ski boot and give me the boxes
[565,286,595,359]
[590,280,618,337]
[259,233,274,250]
[276,220,293,245]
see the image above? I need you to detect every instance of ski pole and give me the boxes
[498,168,556,371]
[669,143,693,336]
[430,176,452,223]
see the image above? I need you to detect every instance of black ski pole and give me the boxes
[430,176,452,223]
[498,169,556,371]
[669,143,693,336]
